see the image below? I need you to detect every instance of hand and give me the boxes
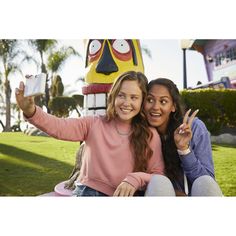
[15,80,36,117]
[113,182,136,197]
[174,109,199,151]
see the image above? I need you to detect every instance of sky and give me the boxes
[60,39,208,91]
[9,39,208,102]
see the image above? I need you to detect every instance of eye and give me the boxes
[147,97,154,103]
[117,93,125,98]
[160,100,167,105]
[131,96,138,101]
[89,40,102,55]
[112,40,130,54]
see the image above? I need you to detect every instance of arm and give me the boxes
[16,80,92,141]
[121,128,165,191]
[180,120,215,184]
[27,106,92,141]
[174,110,215,184]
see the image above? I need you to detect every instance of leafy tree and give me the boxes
[50,75,64,97]
[27,39,58,112]
[0,40,24,131]
[28,40,81,113]
[47,46,80,97]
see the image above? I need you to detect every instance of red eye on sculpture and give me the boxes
[113,40,130,53]
[111,39,132,61]
[89,40,102,55]
[88,40,102,62]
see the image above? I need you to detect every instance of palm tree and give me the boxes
[28,40,81,113]
[47,46,80,86]
[27,40,57,112]
[47,46,80,75]
[0,40,23,131]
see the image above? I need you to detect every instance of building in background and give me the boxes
[189,39,236,89]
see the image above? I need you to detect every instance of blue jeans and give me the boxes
[73,185,108,196]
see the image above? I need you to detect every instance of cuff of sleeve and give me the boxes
[123,174,140,190]
[177,148,191,156]
[23,106,38,120]
[180,151,197,168]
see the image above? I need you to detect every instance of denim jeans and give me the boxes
[73,185,108,196]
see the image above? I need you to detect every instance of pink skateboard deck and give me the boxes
[54,181,73,196]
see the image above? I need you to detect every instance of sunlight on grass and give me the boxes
[1,156,46,170]
[0,132,79,196]
[1,132,236,196]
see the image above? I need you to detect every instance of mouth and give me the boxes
[149,112,161,118]
[119,107,133,114]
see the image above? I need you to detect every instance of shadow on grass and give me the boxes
[0,143,74,196]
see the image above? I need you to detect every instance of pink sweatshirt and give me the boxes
[27,106,164,196]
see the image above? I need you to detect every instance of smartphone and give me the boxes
[24,73,46,97]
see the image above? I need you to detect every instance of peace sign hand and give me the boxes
[174,109,199,151]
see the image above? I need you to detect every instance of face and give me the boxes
[114,80,143,123]
[144,84,176,134]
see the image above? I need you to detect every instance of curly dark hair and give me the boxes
[106,71,153,172]
[147,78,186,182]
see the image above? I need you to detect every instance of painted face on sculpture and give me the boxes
[84,39,144,84]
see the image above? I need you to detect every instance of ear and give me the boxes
[171,104,176,113]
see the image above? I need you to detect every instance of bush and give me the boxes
[181,89,236,135]
[72,94,84,108]
[48,96,77,117]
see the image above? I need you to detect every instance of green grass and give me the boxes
[0,132,79,196]
[0,133,236,196]
[212,144,236,196]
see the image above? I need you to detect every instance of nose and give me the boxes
[122,97,132,107]
[96,41,118,75]
[151,101,160,110]
[123,99,130,106]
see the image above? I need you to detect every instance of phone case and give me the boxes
[24,73,46,97]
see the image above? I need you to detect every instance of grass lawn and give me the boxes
[212,144,236,196]
[0,132,79,196]
[1,132,236,196]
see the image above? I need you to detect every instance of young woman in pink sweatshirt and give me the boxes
[15,71,164,196]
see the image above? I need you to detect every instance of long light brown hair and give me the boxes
[106,71,153,172]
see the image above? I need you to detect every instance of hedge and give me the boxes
[181,89,236,134]
[48,96,78,117]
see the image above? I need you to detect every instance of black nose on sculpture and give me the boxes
[96,41,118,75]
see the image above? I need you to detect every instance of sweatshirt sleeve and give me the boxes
[180,118,215,184]
[123,128,165,190]
[25,106,93,141]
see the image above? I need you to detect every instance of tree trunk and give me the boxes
[4,78,12,132]
[41,61,50,113]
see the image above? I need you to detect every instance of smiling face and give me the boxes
[114,80,143,123]
[144,84,176,134]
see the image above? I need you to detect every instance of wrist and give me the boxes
[177,146,189,151]
[24,106,36,118]
[177,147,191,156]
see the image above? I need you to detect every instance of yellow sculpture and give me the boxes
[82,39,144,115]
